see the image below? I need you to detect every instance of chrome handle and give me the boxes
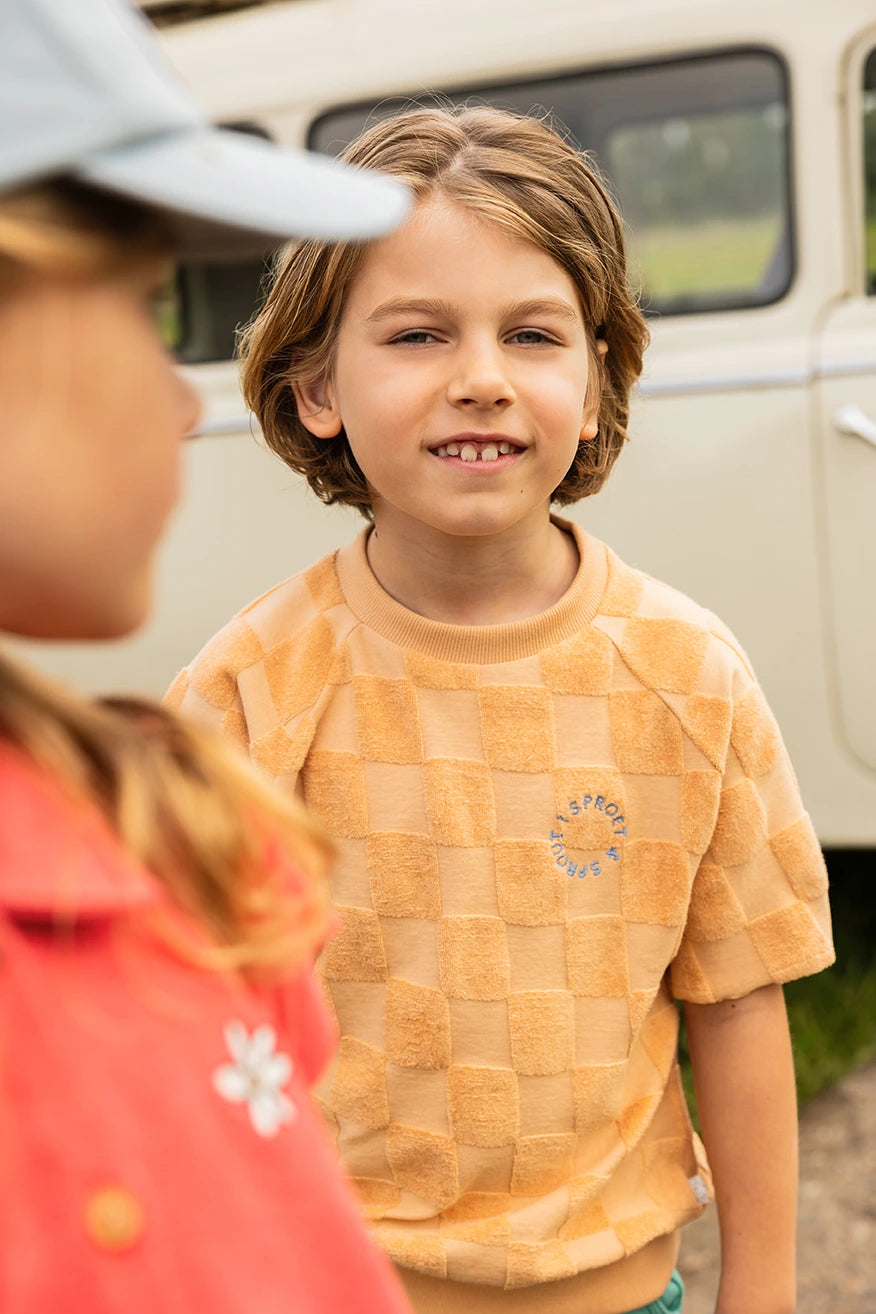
[834,404,876,448]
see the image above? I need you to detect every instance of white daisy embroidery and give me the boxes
[212,1021,297,1138]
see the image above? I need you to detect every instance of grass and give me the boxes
[679,849,876,1126]
[627,215,782,302]
[633,215,876,303]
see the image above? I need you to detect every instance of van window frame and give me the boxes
[308,42,797,320]
[862,44,876,295]
[168,120,276,365]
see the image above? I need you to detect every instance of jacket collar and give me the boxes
[0,743,158,919]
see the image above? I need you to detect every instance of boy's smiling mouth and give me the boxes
[431,436,524,463]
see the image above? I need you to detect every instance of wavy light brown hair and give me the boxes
[240,104,649,516]
[0,181,331,979]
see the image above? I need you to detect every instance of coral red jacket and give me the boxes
[0,744,409,1314]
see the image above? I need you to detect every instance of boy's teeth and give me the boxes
[439,439,516,461]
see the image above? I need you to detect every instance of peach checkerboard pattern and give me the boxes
[168,518,834,1296]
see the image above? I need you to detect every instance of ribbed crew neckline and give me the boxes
[333,516,608,665]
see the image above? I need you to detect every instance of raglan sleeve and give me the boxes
[164,615,269,756]
[669,622,835,1003]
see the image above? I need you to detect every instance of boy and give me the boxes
[169,106,833,1314]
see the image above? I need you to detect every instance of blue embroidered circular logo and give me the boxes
[550,793,626,878]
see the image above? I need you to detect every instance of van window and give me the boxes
[165,122,275,364]
[172,255,272,364]
[310,49,793,317]
[864,48,876,293]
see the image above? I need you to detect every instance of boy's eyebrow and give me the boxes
[363,296,581,326]
[504,298,581,324]
[364,297,456,324]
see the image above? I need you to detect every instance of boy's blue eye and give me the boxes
[391,329,437,345]
[388,327,558,346]
[511,329,554,345]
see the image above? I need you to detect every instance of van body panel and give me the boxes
[160,1,871,127]
[12,0,876,844]
[817,297,876,775]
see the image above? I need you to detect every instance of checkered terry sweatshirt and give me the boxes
[168,518,834,1307]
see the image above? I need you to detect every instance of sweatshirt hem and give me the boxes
[396,1231,680,1314]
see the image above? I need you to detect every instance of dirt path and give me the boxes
[678,1059,876,1312]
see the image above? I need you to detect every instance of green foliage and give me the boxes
[608,107,786,227]
[864,56,876,289]
[786,850,876,1104]
[152,269,183,353]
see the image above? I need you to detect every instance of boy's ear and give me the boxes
[292,377,343,439]
[581,339,609,442]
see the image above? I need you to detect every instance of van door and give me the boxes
[816,40,876,772]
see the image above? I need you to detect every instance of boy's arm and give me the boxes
[683,983,798,1314]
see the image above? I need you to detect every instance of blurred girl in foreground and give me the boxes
[0,1,410,1310]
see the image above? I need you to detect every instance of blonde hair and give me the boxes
[241,104,649,516]
[0,179,172,283]
[0,181,331,978]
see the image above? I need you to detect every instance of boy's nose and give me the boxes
[446,346,516,409]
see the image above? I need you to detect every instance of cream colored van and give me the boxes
[15,0,876,846]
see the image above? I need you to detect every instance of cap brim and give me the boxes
[77,125,411,257]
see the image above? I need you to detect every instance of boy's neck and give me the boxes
[364,513,579,626]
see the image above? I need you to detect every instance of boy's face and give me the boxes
[294,199,600,544]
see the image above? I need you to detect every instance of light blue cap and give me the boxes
[0,0,410,253]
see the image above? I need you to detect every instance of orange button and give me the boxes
[84,1186,144,1252]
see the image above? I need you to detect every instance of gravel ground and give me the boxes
[678,1059,876,1312]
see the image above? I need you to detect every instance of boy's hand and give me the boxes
[683,983,798,1314]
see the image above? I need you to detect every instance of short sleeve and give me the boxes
[670,644,835,1003]
[164,657,252,757]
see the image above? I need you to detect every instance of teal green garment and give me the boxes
[627,1270,684,1314]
